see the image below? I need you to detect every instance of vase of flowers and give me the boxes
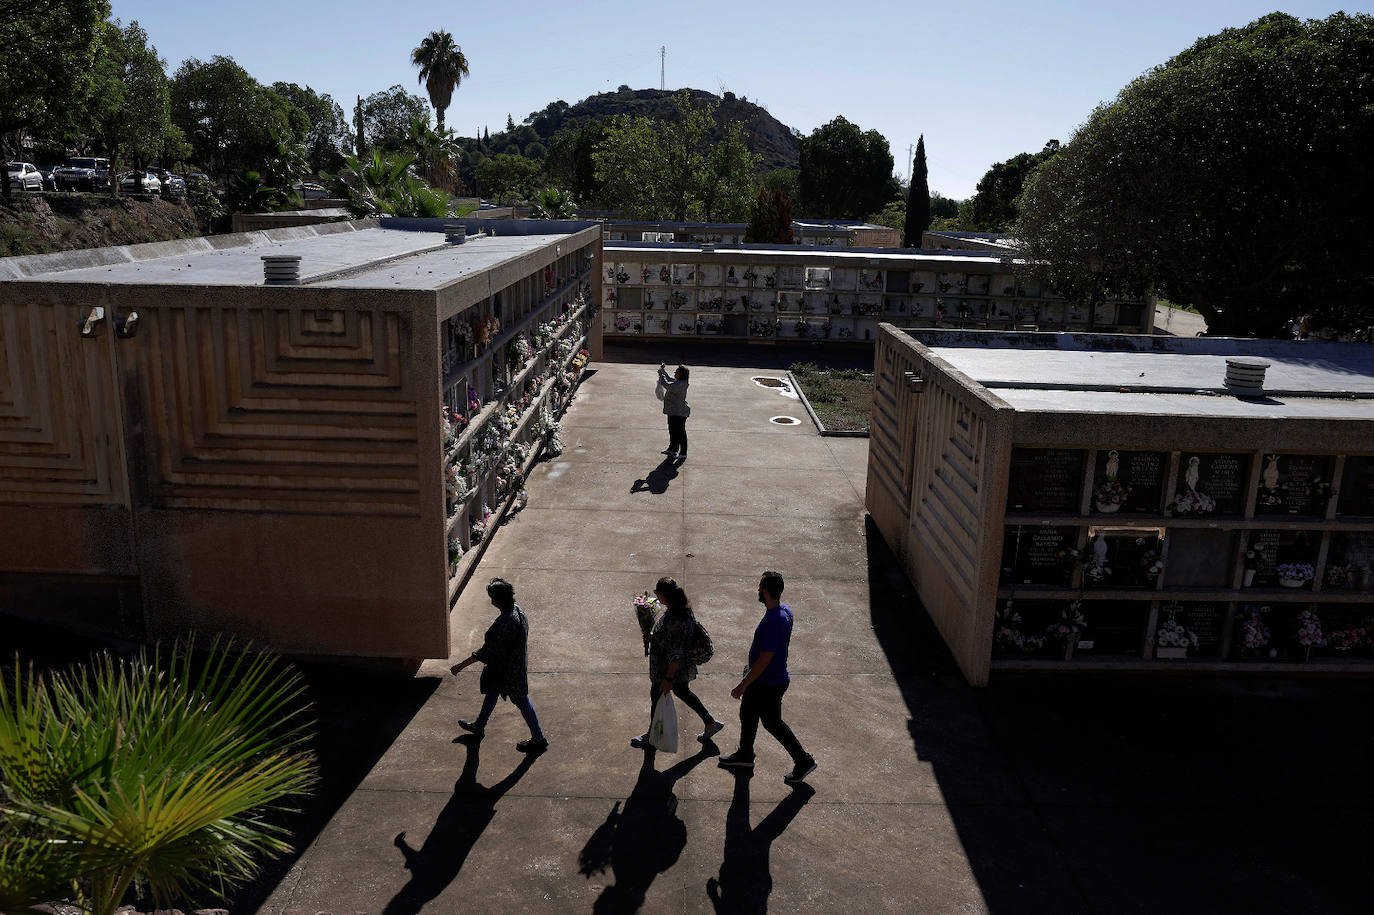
[1045,603,1087,659]
[1155,611,1198,660]
[1277,563,1314,589]
[1239,607,1271,657]
[1294,609,1324,661]
[1094,480,1128,513]
[1172,490,1216,516]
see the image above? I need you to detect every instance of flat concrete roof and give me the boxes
[5,227,579,291]
[605,242,1018,265]
[915,331,1374,420]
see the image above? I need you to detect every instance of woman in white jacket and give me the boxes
[658,364,691,458]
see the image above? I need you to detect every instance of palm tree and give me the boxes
[411,30,470,134]
[0,639,315,915]
[529,187,578,219]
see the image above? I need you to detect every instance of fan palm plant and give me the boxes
[0,640,315,915]
[325,150,451,218]
[411,30,469,134]
[528,187,578,219]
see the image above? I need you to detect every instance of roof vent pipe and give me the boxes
[1224,358,1269,396]
[262,254,301,285]
[445,224,466,245]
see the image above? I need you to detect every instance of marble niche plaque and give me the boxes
[1085,531,1163,589]
[1007,448,1085,512]
[1337,456,1374,517]
[1255,454,1332,516]
[1325,532,1374,590]
[1163,529,1237,588]
[1246,530,1316,588]
[1000,525,1077,587]
[1093,450,1166,513]
[1176,601,1226,657]
[1174,453,1248,515]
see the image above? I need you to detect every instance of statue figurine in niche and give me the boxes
[1088,531,1111,582]
[1185,456,1200,492]
[1258,454,1284,508]
[1105,450,1121,482]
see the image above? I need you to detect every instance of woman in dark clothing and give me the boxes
[657,364,690,458]
[451,577,548,753]
[631,576,724,748]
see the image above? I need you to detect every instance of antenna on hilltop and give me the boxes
[660,46,666,90]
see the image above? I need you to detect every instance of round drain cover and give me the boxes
[770,415,801,425]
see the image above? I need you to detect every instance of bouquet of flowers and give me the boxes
[1328,626,1369,650]
[1094,480,1128,510]
[1240,608,1270,650]
[994,602,1044,653]
[441,407,458,451]
[1277,563,1315,585]
[1172,490,1216,515]
[445,464,468,500]
[448,536,464,567]
[1156,616,1199,649]
[1045,602,1087,643]
[1295,609,1325,648]
[633,591,661,656]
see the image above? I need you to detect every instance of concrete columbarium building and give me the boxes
[866,326,1374,686]
[0,217,601,661]
[601,242,1154,344]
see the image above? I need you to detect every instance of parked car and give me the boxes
[293,181,328,200]
[38,165,57,191]
[119,171,161,194]
[53,157,111,191]
[5,162,43,192]
[184,172,210,192]
[161,173,187,197]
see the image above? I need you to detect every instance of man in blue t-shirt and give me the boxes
[719,570,817,784]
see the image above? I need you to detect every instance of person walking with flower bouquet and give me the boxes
[450,578,548,754]
[630,577,724,749]
[718,570,817,785]
[657,364,691,459]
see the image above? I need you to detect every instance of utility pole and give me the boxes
[660,46,666,90]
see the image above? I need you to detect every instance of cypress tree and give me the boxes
[904,135,931,248]
[745,189,795,244]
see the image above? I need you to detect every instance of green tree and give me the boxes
[170,57,307,180]
[361,85,431,152]
[797,116,896,219]
[0,640,314,915]
[528,187,577,219]
[89,20,173,196]
[593,90,760,220]
[930,192,960,220]
[271,82,350,173]
[760,167,799,203]
[545,119,606,206]
[410,30,469,134]
[402,116,461,192]
[0,0,109,197]
[965,140,1059,230]
[903,135,930,247]
[1015,12,1374,337]
[476,153,541,204]
[745,188,795,244]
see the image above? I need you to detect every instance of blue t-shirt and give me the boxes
[749,604,793,685]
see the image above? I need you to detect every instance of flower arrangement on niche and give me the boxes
[994,602,1044,653]
[1277,563,1315,588]
[1044,602,1086,644]
[449,536,464,567]
[1240,607,1271,651]
[749,318,779,338]
[1094,480,1128,512]
[1155,607,1199,655]
[1295,609,1325,652]
[1172,489,1216,515]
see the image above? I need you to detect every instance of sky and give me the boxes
[109,0,1371,199]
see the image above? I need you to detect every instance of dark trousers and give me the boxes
[737,681,806,763]
[666,415,688,455]
[649,682,713,729]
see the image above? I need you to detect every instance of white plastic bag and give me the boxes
[654,380,665,401]
[649,691,679,753]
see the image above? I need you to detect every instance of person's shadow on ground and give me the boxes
[383,735,541,915]
[705,773,815,914]
[579,744,716,914]
[630,456,681,495]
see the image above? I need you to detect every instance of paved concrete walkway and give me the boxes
[261,362,989,913]
[1154,304,1208,336]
